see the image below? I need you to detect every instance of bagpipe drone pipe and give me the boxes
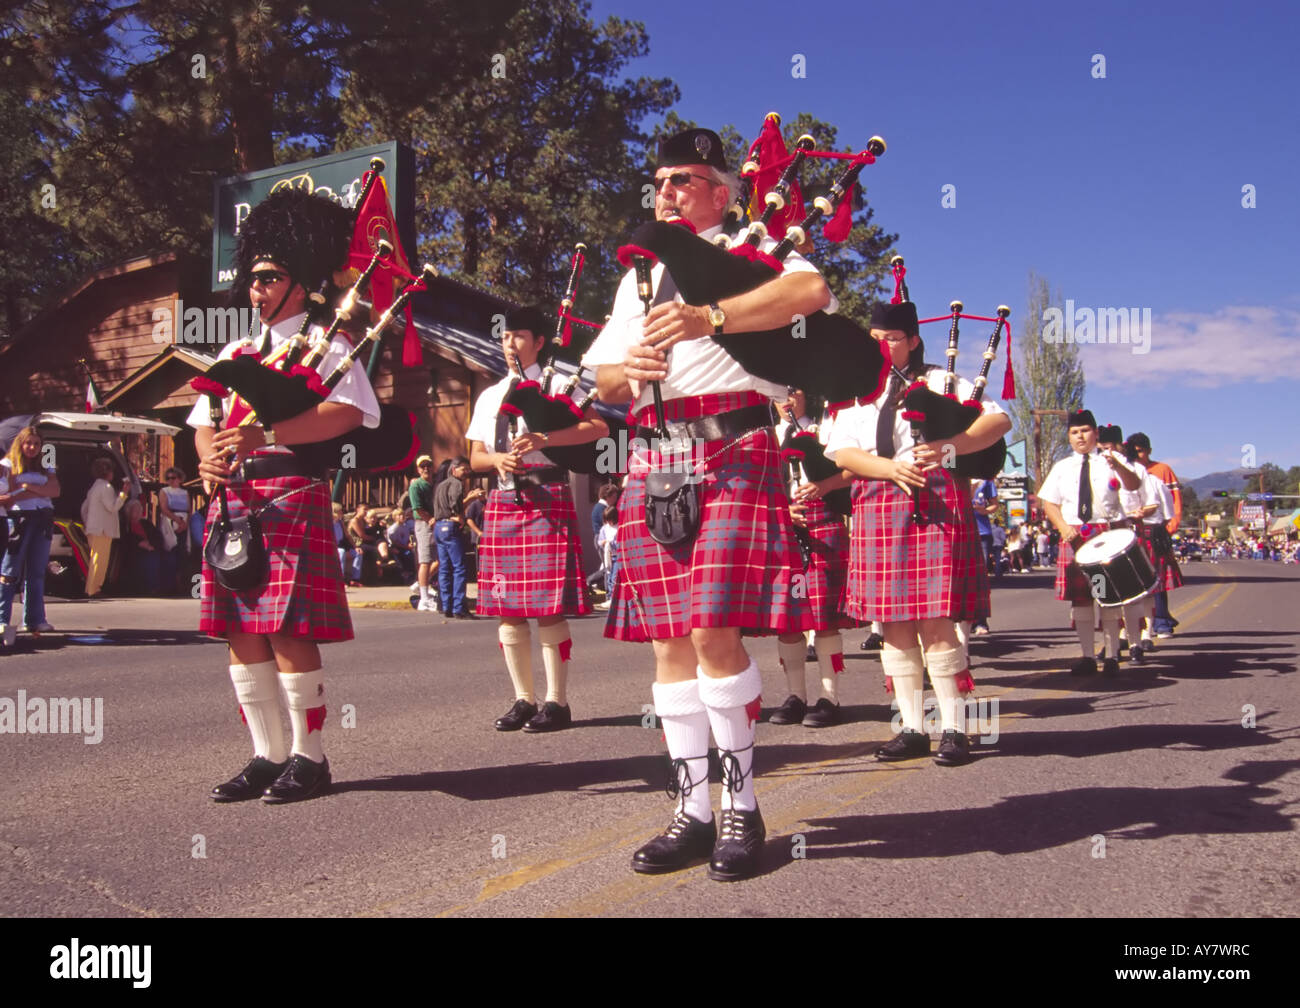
[780,419,851,517]
[193,259,435,476]
[497,243,629,475]
[615,129,893,413]
[897,282,1013,480]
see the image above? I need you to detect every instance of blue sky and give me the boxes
[588,0,1299,481]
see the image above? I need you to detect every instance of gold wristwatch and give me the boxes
[708,302,726,335]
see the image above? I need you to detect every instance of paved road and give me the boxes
[1,560,1296,917]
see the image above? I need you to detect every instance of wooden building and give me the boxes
[0,253,606,571]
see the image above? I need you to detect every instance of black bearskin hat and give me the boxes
[232,188,352,305]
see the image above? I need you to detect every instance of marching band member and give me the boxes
[1124,434,1181,652]
[772,389,853,728]
[467,307,603,733]
[194,189,380,804]
[1126,433,1183,637]
[1037,411,1144,677]
[826,301,1009,767]
[1099,423,1148,663]
[583,127,828,881]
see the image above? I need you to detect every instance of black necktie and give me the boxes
[876,375,900,459]
[1078,453,1093,523]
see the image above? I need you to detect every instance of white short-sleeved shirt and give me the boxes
[1142,471,1175,525]
[581,224,836,412]
[0,460,54,512]
[825,367,1006,468]
[186,313,381,444]
[1117,458,1151,515]
[465,362,554,470]
[1037,448,1134,525]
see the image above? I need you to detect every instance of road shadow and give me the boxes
[0,627,217,653]
[799,762,1299,859]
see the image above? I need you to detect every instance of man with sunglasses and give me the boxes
[582,128,833,881]
[189,189,380,805]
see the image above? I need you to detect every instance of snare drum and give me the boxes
[1074,528,1158,607]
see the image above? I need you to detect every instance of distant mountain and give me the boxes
[1184,468,1255,496]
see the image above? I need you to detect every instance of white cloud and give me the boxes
[1043,305,1300,390]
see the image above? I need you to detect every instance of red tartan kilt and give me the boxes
[1133,522,1183,591]
[799,498,855,630]
[200,474,352,642]
[476,482,589,618]
[846,471,989,623]
[607,391,813,643]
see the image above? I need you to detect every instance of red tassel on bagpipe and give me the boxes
[1002,320,1016,400]
[822,181,855,243]
[891,259,908,305]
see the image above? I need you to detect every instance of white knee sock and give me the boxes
[1142,596,1155,642]
[230,661,287,763]
[1123,601,1146,648]
[1073,606,1096,658]
[498,622,534,702]
[926,647,966,734]
[1100,609,1123,659]
[537,620,571,705]
[698,659,762,812]
[813,630,842,704]
[279,668,326,763]
[881,645,925,732]
[653,679,713,824]
[777,637,807,700]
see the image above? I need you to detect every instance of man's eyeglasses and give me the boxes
[250,270,288,287]
[652,171,715,192]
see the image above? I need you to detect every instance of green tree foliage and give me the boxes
[0,0,518,339]
[339,0,677,353]
[1007,271,1086,489]
[1241,462,1300,497]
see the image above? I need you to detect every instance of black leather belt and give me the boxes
[636,402,776,446]
[240,454,311,481]
[513,466,568,488]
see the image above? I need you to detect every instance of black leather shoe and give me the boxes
[210,756,289,802]
[1129,643,1145,665]
[876,728,930,761]
[1101,657,1121,678]
[632,811,717,874]
[860,632,884,651]
[708,807,766,881]
[1097,638,1127,660]
[495,699,538,731]
[261,755,331,804]
[934,730,973,766]
[802,698,840,728]
[768,694,807,725]
[522,701,571,733]
[1070,656,1098,676]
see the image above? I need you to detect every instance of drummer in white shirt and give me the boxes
[1037,411,1144,677]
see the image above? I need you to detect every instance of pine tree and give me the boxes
[1007,271,1086,489]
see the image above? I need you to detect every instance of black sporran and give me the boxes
[204,485,268,592]
[644,465,701,547]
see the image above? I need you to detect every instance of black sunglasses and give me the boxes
[250,270,288,286]
[651,171,715,192]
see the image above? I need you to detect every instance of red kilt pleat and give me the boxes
[476,481,589,618]
[1054,522,1117,604]
[1134,522,1183,591]
[798,498,855,631]
[200,475,352,642]
[846,472,988,623]
[606,391,813,643]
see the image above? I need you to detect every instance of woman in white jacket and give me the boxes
[83,457,127,598]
